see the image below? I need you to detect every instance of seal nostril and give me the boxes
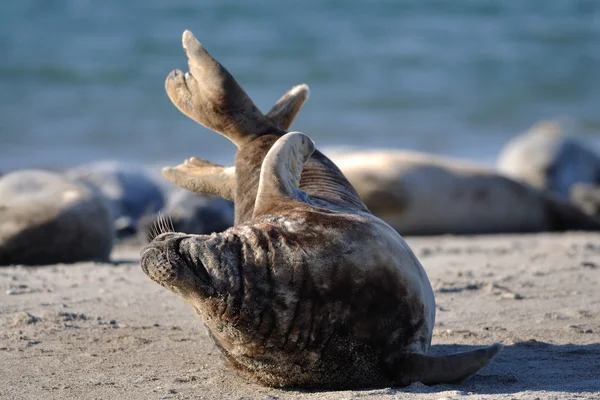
[140,247,178,284]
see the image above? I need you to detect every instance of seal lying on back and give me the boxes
[141,30,501,389]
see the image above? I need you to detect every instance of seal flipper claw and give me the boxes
[253,132,315,218]
[400,343,503,386]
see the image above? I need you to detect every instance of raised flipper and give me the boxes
[253,132,315,218]
[265,84,310,130]
[162,158,235,201]
[400,343,503,386]
[161,83,310,200]
[164,30,367,225]
[165,30,281,148]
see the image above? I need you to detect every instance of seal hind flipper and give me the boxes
[165,30,367,224]
[401,343,503,386]
[160,83,310,199]
[165,30,281,148]
[253,132,315,218]
[265,84,310,130]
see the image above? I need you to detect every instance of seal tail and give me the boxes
[400,343,503,386]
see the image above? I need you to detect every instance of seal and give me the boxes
[570,182,600,216]
[140,30,502,389]
[0,169,114,265]
[328,150,600,234]
[165,87,600,235]
[67,160,166,238]
[497,120,600,198]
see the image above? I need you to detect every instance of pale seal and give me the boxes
[140,30,501,389]
[329,150,600,235]
[570,182,600,216]
[0,170,114,265]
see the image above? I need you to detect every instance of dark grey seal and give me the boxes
[0,170,113,265]
[67,160,165,237]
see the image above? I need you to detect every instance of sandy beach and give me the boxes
[1,232,598,400]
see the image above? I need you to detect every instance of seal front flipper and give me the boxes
[253,132,315,218]
[399,343,503,386]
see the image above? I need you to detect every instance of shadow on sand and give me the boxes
[399,341,600,395]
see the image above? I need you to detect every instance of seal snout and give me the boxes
[140,233,186,286]
[141,247,177,284]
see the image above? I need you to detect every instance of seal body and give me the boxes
[141,30,502,389]
[0,170,114,265]
[330,150,600,235]
[144,204,434,388]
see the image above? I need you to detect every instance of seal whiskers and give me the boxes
[148,212,175,242]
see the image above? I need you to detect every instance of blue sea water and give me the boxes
[1,0,599,171]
